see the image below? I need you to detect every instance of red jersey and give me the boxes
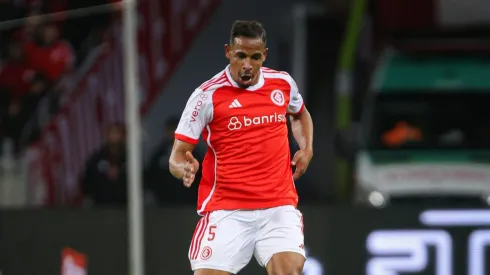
[175,66,305,214]
[24,40,75,82]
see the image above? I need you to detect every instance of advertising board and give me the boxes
[1,207,488,275]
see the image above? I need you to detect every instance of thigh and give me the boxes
[254,206,306,268]
[189,210,256,274]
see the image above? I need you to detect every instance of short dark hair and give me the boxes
[230,20,267,45]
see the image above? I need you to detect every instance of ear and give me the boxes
[263,47,269,62]
[224,44,231,59]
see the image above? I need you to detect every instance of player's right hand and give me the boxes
[183,151,200,187]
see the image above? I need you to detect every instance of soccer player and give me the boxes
[169,20,314,275]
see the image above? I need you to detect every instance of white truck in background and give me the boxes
[353,50,490,208]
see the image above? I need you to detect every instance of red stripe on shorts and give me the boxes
[190,216,207,260]
[189,218,204,259]
[192,213,209,260]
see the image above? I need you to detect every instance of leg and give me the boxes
[254,206,306,275]
[265,252,305,275]
[189,210,256,274]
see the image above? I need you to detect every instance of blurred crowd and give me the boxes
[79,119,200,207]
[0,0,117,152]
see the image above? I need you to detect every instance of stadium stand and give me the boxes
[0,0,118,152]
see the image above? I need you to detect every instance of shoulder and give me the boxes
[261,67,297,90]
[186,68,233,104]
[261,67,290,75]
[197,69,232,93]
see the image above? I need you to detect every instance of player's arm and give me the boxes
[290,108,313,153]
[169,140,199,187]
[169,88,212,187]
[287,77,313,180]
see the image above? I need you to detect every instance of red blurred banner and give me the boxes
[138,0,221,113]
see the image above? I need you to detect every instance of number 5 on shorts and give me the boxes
[208,225,217,241]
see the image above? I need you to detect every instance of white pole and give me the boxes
[123,1,144,275]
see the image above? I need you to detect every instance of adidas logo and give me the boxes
[229,99,242,108]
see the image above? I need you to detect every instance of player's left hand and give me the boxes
[291,148,313,180]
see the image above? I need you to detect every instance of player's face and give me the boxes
[225,37,268,88]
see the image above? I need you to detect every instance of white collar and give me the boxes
[225,65,265,91]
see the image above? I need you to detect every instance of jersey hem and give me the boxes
[175,133,199,144]
[197,199,298,215]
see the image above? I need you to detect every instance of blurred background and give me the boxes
[1,0,490,274]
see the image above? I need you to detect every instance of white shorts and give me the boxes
[188,205,305,274]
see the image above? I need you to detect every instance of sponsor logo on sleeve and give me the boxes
[190,93,209,122]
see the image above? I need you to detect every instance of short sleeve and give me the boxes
[175,89,213,144]
[287,77,305,115]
